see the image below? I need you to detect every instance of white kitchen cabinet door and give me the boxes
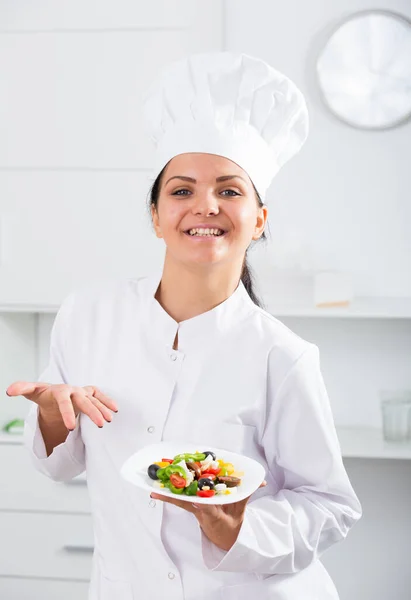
[0,512,94,579]
[0,171,164,305]
[0,443,90,513]
[0,0,213,31]
[0,11,222,169]
[0,577,89,600]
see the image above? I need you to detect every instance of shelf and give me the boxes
[0,432,24,444]
[0,303,59,313]
[1,296,411,318]
[265,296,411,319]
[337,427,411,459]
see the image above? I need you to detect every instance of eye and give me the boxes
[172,188,191,196]
[221,189,240,196]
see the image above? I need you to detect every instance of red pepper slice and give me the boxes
[161,458,173,463]
[197,489,215,498]
[201,472,217,480]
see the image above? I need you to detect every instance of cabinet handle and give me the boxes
[64,478,87,486]
[62,544,94,554]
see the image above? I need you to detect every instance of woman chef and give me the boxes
[7,52,361,600]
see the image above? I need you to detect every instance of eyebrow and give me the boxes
[165,174,247,186]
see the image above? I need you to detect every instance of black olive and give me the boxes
[198,477,215,490]
[202,451,216,461]
[147,464,160,480]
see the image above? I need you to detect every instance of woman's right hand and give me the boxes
[6,382,119,430]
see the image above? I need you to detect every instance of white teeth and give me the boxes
[188,228,224,236]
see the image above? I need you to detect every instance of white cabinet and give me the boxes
[0,442,90,512]
[0,0,215,31]
[0,578,89,600]
[0,5,222,170]
[0,512,93,580]
[0,172,165,306]
[0,441,93,596]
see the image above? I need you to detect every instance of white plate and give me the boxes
[120,441,266,505]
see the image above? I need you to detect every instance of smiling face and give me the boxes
[151,153,268,273]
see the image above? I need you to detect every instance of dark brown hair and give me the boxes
[147,163,268,308]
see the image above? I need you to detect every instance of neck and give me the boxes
[155,259,243,323]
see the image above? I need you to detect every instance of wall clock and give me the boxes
[316,10,411,129]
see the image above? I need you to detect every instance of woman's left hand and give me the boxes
[150,479,267,552]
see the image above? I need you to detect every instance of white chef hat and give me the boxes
[142,51,309,200]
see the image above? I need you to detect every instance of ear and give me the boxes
[151,205,163,239]
[252,204,268,240]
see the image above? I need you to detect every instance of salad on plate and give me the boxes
[147,450,244,498]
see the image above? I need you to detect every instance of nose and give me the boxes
[192,190,220,216]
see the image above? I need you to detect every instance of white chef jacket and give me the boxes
[24,269,362,600]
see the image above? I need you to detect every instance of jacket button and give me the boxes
[168,572,175,580]
[149,499,156,508]
[170,353,177,361]
[147,426,155,433]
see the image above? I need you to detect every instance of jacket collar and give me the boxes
[141,268,256,354]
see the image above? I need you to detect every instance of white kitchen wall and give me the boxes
[1,2,410,600]
[230,0,411,298]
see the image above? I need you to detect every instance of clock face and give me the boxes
[316,10,411,129]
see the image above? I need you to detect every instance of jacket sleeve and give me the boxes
[201,343,362,574]
[23,292,86,482]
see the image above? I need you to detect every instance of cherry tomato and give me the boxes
[201,472,217,480]
[169,473,186,489]
[197,489,215,498]
[161,458,173,464]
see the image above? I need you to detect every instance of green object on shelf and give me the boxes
[2,418,25,435]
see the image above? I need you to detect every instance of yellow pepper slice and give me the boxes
[223,462,235,475]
